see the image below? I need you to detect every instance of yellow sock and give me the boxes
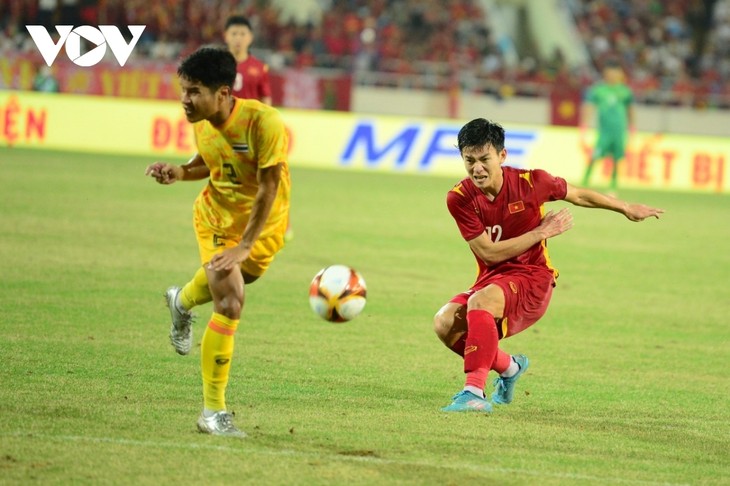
[200,312,239,411]
[180,266,212,310]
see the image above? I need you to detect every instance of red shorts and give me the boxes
[449,268,555,339]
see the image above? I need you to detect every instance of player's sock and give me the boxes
[491,349,513,374]
[202,408,220,418]
[500,356,520,378]
[201,312,239,412]
[449,335,466,356]
[463,309,499,391]
[463,385,485,398]
[180,267,212,310]
[464,369,489,396]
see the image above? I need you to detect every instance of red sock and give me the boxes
[449,335,466,356]
[465,367,489,390]
[491,349,512,374]
[463,309,498,390]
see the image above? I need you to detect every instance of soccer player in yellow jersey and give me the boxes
[145,46,290,437]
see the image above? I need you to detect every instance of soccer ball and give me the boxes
[309,265,367,322]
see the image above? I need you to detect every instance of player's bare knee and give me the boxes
[215,295,243,320]
[466,290,500,315]
[433,311,452,340]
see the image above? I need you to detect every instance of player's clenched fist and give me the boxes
[145,162,183,184]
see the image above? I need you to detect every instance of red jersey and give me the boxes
[232,55,271,101]
[446,167,567,286]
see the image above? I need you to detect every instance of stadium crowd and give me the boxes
[2,0,729,107]
[571,0,730,107]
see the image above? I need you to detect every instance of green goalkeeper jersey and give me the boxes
[586,82,633,134]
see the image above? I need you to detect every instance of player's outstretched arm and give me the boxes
[144,154,210,184]
[563,184,664,222]
[467,208,574,266]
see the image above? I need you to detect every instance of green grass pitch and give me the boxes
[0,147,728,485]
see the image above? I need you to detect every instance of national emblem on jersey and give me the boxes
[508,201,525,214]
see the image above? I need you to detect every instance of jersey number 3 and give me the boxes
[223,163,241,184]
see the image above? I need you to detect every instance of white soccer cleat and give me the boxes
[164,286,194,356]
[197,411,247,438]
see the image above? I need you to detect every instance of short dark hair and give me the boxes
[457,118,505,153]
[225,15,252,31]
[177,46,237,90]
[604,57,621,69]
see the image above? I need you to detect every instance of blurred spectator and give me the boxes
[79,0,99,25]
[60,0,80,26]
[37,0,58,30]
[33,64,59,92]
[271,0,323,26]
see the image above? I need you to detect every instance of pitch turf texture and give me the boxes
[1,147,728,485]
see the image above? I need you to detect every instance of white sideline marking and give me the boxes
[5,432,688,486]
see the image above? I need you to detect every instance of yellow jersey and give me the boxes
[192,98,290,239]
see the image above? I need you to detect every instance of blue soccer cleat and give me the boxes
[441,390,493,413]
[491,354,529,405]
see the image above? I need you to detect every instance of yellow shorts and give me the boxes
[194,217,287,278]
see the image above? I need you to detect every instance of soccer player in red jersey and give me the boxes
[224,15,272,105]
[436,118,664,412]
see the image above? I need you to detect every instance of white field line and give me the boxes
[4,432,689,486]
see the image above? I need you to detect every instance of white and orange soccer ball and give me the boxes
[309,265,367,322]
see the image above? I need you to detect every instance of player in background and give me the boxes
[145,47,290,436]
[580,58,635,193]
[224,15,272,105]
[224,14,295,241]
[436,118,662,413]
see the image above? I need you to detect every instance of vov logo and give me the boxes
[25,25,146,67]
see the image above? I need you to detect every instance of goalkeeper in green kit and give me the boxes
[581,59,634,192]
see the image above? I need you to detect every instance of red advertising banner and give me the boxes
[1,53,180,99]
[269,70,351,111]
[1,52,351,110]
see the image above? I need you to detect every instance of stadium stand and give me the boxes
[2,0,728,108]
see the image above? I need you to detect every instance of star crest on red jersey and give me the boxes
[508,201,525,214]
